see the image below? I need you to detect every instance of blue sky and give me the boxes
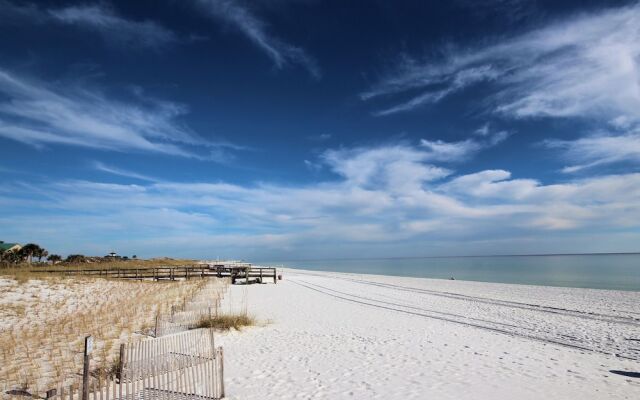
[1,0,640,259]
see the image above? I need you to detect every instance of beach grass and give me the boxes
[0,258,197,283]
[0,275,208,394]
[196,313,257,331]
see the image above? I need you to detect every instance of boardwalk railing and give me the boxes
[31,265,278,283]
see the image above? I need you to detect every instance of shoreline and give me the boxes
[280,266,640,293]
[267,264,640,292]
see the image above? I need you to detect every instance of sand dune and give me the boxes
[218,269,640,399]
[0,277,208,394]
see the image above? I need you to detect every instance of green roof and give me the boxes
[0,242,20,251]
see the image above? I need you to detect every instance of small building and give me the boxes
[0,241,21,253]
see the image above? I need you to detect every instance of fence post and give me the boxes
[82,335,93,400]
[208,325,215,357]
[154,314,160,337]
[119,343,125,382]
[219,346,225,398]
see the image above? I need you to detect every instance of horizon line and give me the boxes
[258,251,640,263]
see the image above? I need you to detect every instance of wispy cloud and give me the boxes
[48,4,178,49]
[303,159,322,172]
[93,161,161,182]
[195,0,320,78]
[307,133,332,141]
[3,141,640,257]
[0,1,178,49]
[362,3,640,120]
[0,68,235,159]
[454,0,538,24]
[545,131,640,173]
[0,0,43,23]
[421,127,509,162]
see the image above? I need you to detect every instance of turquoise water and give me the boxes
[260,254,640,291]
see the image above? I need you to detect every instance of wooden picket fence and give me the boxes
[120,328,224,399]
[4,278,228,400]
[155,282,224,338]
[5,329,225,400]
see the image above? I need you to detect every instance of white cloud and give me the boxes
[545,131,640,173]
[48,4,178,49]
[363,3,640,120]
[0,68,235,159]
[441,170,540,200]
[420,139,482,162]
[367,63,501,116]
[3,142,640,257]
[195,0,320,78]
[93,161,160,182]
[420,127,510,162]
[322,145,451,190]
[303,159,322,172]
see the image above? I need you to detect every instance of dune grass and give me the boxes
[0,276,209,395]
[196,313,257,331]
[0,259,198,284]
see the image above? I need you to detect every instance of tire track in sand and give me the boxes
[290,278,639,361]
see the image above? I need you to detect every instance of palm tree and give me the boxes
[35,248,48,263]
[19,243,41,264]
[47,254,62,264]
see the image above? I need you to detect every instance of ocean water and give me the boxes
[261,254,640,291]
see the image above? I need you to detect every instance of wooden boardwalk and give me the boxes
[32,264,278,284]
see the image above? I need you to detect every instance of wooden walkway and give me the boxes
[32,264,278,284]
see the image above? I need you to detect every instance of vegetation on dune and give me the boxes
[1,239,196,270]
[47,254,62,264]
[1,244,196,283]
[0,278,210,393]
[1,243,47,266]
[196,313,257,331]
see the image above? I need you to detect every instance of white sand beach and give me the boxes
[218,269,640,400]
